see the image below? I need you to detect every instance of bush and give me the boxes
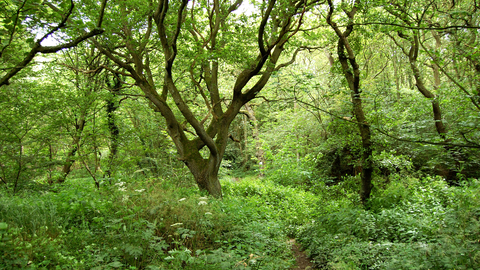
[297,176,480,269]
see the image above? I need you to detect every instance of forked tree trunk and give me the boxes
[177,134,226,198]
[94,0,302,198]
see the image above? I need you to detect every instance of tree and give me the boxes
[326,0,373,203]
[92,0,317,197]
[0,71,67,192]
[384,1,449,140]
[56,45,107,184]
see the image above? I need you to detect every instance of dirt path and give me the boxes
[289,239,315,270]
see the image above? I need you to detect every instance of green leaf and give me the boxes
[108,261,123,268]
[0,222,7,230]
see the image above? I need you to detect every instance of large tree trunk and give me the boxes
[350,78,373,204]
[353,97,373,202]
[188,159,222,197]
[173,121,231,198]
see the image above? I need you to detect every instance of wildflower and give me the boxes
[198,201,208,206]
[135,189,145,193]
[198,196,208,200]
[178,198,186,202]
[170,223,183,227]
[205,212,212,215]
[115,181,127,192]
[122,195,129,202]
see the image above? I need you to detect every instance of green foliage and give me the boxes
[373,150,413,176]
[3,1,480,269]
[0,80,65,192]
[263,147,316,187]
[0,176,319,269]
[308,174,362,206]
[0,178,169,269]
[258,104,323,187]
[297,176,480,269]
[222,178,319,236]
[2,172,480,269]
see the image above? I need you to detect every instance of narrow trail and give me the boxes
[289,239,315,270]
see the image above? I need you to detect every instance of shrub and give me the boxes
[297,176,480,269]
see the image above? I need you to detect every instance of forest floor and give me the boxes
[290,239,315,270]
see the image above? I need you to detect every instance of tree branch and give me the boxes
[0,0,107,87]
[296,96,480,149]
[419,40,480,111]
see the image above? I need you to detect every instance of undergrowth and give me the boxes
[0,176,317,269]
[297,175,480,269]
[2,172,479,269]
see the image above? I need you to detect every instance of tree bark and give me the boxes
[242,114,249,168]
[408,36,448,140]
[388,14,449,140]
[393,53,401,100]
[186,156,223,197]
